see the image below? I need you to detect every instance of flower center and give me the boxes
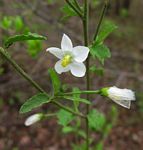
[61,55,72,67]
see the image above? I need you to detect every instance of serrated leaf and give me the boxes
[88,109,106,131]
[96,20,118,44]
[57,109,74,126]
[48,69,61,94]
[20,93,50,113]
[90,44,111,64]
[4,32,47,48]
[63,96,91,104]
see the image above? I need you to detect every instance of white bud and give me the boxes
[107,86,135,109]
[25,113,43,126]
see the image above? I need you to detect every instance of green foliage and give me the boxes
[61,3,78,21]
[72,143,86,150]
[48,69,61,95]
[26,40,42,58]
[0,16,12,30]
[63,96,91,104]
[57,109,74,126]
[90,65,104,76]
[90,44,111,64]
[94,141,104,150]
[14,16,24,32]
[20,93,50,113]
[4,32,47,48]
[88,109,106,131]
[96,20,118,45]
[72,87,81,111]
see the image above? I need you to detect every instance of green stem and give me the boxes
[52,101,86,118]
[65,0,83,18]
[73,0,82,12]
[82,0,90,149]
[0,47,86,118]
[61,90,100,95]
[93,0,109,42]
[0,47,45,93]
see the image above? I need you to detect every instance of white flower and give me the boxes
[101,86,135,109]
[25,113,43,126]
[46,34,90,77]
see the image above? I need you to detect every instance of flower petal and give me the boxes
[46,47,64,59]
[111,99,131,109]
[55,60,70,74]
[73,46,90,62]
[70,62,86,77]
[25,114,41,126]
[61,34,73,52]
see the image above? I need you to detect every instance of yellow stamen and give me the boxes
[61,55,72,67]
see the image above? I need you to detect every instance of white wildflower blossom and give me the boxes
[25,113,43,126]
[101,86,135,109]
[46,34,90,77]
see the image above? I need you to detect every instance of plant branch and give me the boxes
[82,0,90,149]
[93,0,109,42]
[52,101,86,118]
[73,0,82,12]
[0,47,87,118]
[65,0,83,18]
[0,47,45,93]
[61,90,100,95]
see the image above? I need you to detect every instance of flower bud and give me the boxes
[25,113,43,126]
[100,86,135,109]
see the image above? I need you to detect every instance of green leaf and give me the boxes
[26,40,42,58]
[90,44,111,64]
[57,109,74,126]
[96,20,118,44]
[4,32,47,48]
[88,109,106,131]
[48,69,61,94]
[62,126,74,134]
[94,141,104,150]
[20,93,50,113]
[72,87,81,111]
[90,65,104,76]
[63,96,91,104]
[61,4,77,21]
[0,16,12,30]
[14,16,24,32]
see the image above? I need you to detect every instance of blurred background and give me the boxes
[0,0,143,150]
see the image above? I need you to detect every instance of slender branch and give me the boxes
[61,90,100,95]
[73,0,82,12]
[93,0,109,42]
[52,101,86,118]
[65,0,83,18]
[0,47,87,118]
[0,47,45,93]
[82,0,90,149]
